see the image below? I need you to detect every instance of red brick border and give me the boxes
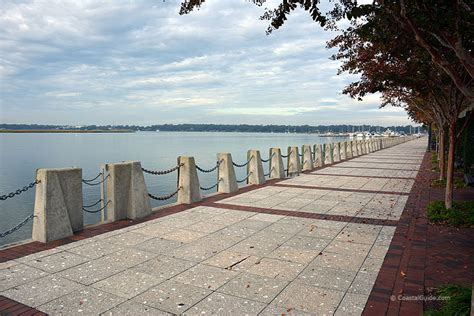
[0,295,45,315]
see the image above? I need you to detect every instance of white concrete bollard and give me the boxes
[302,145,313,172]
[33,168,83,243]
[106,161,152,221]
[324,143,334,165]
[333,142,341,162]
[340,142,347,160]
[313,144,324,168]
[247,150,265,185]
[177,156,201,204]
[287,146,301,176]
[269,148,285,179]
[217,153,238,193]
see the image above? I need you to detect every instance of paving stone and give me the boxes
[2,275,83,307]
[218,272,288,303]
[92,269,164,299]
[298,266,357,292]
[57,249,155,285]
[38,287,126,315]
[22,251,88,273]
[267,246,320,264]
[360,257,385,272]
[325,240,373,255]
[15,248,64,264]
[67,240,125,259]
[187,292,266,315]
[133,255,195,279]
[174,264,238,290]
[0,260,19,270]
[0,263,49,292]
[102,300,172,315]
[185,221,227,234]
[135,237,184,254]
[298,226,341,239]
[335,293,370,315]
[367,244,390,258]
[283,235,330,251]
[161,229,206,243]
[202,250,258,271]
[348,270,379,295]
[134,280,212,314]
[274,282,345,314]
[246,258,305,281]
[132,222,177,237]
[105,231,155,246]
[259,304,312,316]
[249,213,285,222]
[310,252,366,271]
[263,222,304,235]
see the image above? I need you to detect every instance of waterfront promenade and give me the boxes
[1,138,428,315]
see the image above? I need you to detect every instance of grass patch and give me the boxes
[431,177,466,189]
[431,152,438,163]
[424,284,472,316]
[427,200,474,226]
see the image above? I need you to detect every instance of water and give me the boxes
[0,132,348,246]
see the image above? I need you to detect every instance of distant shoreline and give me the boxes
[0,129,135,133]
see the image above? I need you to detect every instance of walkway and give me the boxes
[0,138,427,315]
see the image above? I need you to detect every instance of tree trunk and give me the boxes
[445,122,456,209]
[438,128,446,180]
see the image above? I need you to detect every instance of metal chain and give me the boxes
[82,173,102,183]
[196,160,221,173]
[281,154,288,158]
[83,199,103,208]
[264,172,271,177]
[0,214,35,238]
[1,180,40,201]
[148,186,181,201]
[142,163,183,176]
[233,157,252,168]
[82,174,109,186]
[83,200,110,214]
[236,172,252,183]
[200,179,222,191]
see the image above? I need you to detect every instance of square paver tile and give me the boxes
[38,287,125,314]
[274,282,345,314]
[162,229,206,243]
[135,237,184,254]
[298,266,357,292]
[67,240,125,260]
[246,258,304,281]
[202,251,258,271]
[218,272,288,303]
[335,293,369,315]
[2,275,83,307]
[174,264,239,290]
[133,256,195,279]
[134,280,212,314]
[93,269,164,299]
[22,251,88,273]
[187,292,266,315]
[259,304,312,316]
[267,246,319,264]
[105,231,154,246]
[310,252,366,271]
[0,263,49,292]
[103,300,171,315]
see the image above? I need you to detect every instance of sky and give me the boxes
[0,0,414,126]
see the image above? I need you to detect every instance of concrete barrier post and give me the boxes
[324,143,334,165]
[287,146,301,176]
[340,142,347,160]
[217,153,238,193]
[346,141,352,159]
[313,144,324,168]
[33,168,83,243]
[302,145,313,171]
[106,161,152,221]
[247,150,265,185]
[177,156,201,204]
[333,142,341,162]
[269,148,285,179]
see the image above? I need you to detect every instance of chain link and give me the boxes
[142,163,183,176]
[0,214,35,238]
[83,200,110,214]
[233,157,253,168]
[82,173,102,183]
[82,174,109,186]
[200,178,222,191]
[83,199,103,208]
[196,160,221,173]
[281,154,288,158]
[237,172,252,183]
[0,180,40,201]
[148,187,181,201]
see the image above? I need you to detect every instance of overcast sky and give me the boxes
[1,0,413,126]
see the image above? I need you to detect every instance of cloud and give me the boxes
[0,0,413,126]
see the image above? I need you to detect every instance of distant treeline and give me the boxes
[0,124,424,134]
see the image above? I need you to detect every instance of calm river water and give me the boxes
[0,132,348,246]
